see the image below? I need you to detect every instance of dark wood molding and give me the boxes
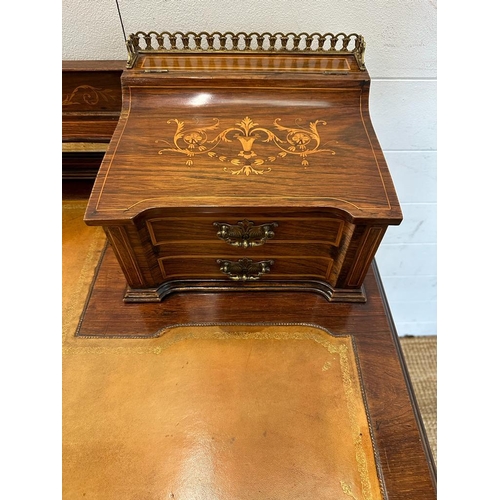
[62,60,126,72]
[372,259,437,488]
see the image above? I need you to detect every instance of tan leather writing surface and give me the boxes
[63,324,385,499]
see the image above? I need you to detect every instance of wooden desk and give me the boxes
[64,32,433,498]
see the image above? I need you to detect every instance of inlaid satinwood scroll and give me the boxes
[62,85,119,107]
[156,116,336,175]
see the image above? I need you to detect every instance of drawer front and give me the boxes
[146,215,344,248]
[157,255,333,281]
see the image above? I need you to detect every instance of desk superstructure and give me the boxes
[84,32,402,302]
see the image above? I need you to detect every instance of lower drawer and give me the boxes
[157,255,334,281]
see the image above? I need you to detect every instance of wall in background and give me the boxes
[62,0,437,336]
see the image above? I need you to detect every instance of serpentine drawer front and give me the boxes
[147,214,343,284]
[84,31,402,302]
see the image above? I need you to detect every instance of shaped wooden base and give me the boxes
[123,279,366,304]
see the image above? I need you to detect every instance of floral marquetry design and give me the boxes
[62,85,118,106]
[156,116,336,175]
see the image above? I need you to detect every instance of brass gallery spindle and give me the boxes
[125,31,366,69]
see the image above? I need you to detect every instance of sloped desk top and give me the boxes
[85,50,401,224]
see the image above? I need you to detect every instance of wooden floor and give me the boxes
[63,180,436,499]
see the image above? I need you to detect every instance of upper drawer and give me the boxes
[146,216,344,248]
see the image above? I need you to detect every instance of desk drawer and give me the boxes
[157,255,334,281]
[146,215,344,248]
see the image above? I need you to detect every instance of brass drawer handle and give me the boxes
[217,258,273,281]
[213,219,278,248]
